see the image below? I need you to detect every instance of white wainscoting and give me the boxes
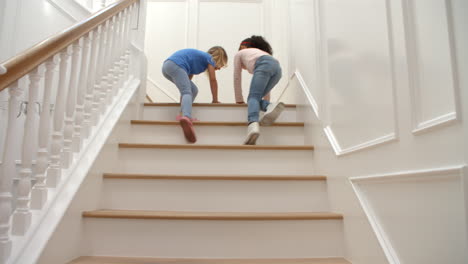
[350,166,467,264]
[295,69,397,156]
[321,0,398,152]
[290,0,399,155]
[402,0,461,135]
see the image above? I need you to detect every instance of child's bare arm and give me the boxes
[207,65,219,103]
[233,53,244,103]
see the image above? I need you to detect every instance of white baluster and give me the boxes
[92,25,104,126]
[83,29,99,138]
[96,21,108,81]
[103,18,115,74]
[12,68,42,235]
[0,82,22,262]
[31,58,57,209]
[107,14,120,103]
[48,50,70,188]
[123,5,134,83]
[101,0,106,8]
[114,11,126,94]
[98,21,110,116]
[120,7,131,86]
[73,35,91,152]
[100,17,114,114]
[62,42,81,169]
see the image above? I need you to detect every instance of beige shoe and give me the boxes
[260,102,285,126]
[244,122,260,145]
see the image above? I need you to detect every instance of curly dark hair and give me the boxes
[240,35,273,55]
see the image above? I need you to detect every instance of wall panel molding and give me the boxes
[308,0,399,157]
[402,0,460,135]
[324,126,397,157]
[46,0,91,22]
[295,70,319,118]
[349,165,466,264]
[147,77,179,102]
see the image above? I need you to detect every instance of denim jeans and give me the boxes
[247,56,282,123]
[162,60,199,119]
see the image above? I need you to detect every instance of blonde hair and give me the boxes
[207,46,228,68]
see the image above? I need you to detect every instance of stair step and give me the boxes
[83,210,343,220]
[114,146,315,175]
[144,103,297,108]
[126,121,305,145]
[142,103,298,122]
[101,174,330,212]
[103,173,326,181]
[131,120,304,126]
[82,215,344,257]
[118,143,314,151]
[69,256,351,264]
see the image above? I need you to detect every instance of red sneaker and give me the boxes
[179,116,197,143]
[176,115,199,122]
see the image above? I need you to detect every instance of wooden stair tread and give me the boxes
[118,143,314,151]
[144,103,297,108]
[131,120,304,127]
[82,210,343,220]
[69,256,351,264]
[103,173,327,181]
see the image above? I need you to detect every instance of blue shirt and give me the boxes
[166,49,216,75]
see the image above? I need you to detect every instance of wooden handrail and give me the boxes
[0,0,138,92]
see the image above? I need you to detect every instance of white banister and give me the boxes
[31,57,57,210]
[0,81,22,262]
[73,34,92,152]
[48,50,71,188]
[62,42,81,168]
[0,1,144,262]
[12,68,43,236]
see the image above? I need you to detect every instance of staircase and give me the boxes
[67,103,350,263]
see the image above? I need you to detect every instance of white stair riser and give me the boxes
[84,219,344,258]
[114,149,315,175]
[123,125,305,145]
[143,106,297,122]
[101,179,329,212]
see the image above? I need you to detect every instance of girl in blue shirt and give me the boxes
[162,47,228,143]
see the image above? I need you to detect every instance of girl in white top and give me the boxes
[233,36,285,145]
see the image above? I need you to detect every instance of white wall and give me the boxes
[144,0,292,104]
[290,0,468,264]
[0,0,76,62]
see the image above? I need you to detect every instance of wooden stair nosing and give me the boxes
[144,103,297,108]
[69,256,351,264]
[102,173,327,181]
[131,120,304,127]
[118,143,314,151]
[82,210,343,220]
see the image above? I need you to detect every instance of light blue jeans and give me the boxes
[248,56,282,123]
[162,60,198,119]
